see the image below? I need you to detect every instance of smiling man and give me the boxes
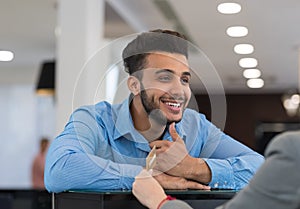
[44,29,264,193]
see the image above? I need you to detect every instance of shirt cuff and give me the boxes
[118,164,143,189]
[203,158,235,189]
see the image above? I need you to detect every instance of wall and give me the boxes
[0,85,55,188]
[195,93,300,152]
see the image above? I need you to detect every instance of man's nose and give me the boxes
[169,78,185,97]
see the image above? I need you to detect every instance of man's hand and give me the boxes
[152,170,210,190]
[150,122,212,184]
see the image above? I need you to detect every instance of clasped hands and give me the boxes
[148,122,211,190]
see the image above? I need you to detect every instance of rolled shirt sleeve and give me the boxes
[198,118,264,190]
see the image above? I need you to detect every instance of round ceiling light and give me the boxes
[247,78,264,88]
[243,69,261,79]
[217,3,241,14]
[0,50,14,62]
[239,58,258,68]
[234,44,254,54]
[226,26,248,37]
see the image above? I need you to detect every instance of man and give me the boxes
[133,131,300,209]
[44,29,263,193]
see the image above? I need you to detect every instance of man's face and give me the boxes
[139,52,191,124]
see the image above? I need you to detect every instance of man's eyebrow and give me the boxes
[182,72,191,77]
[155,69,191,77]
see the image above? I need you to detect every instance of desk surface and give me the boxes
[54,190,238,209]
[67,189,236,198]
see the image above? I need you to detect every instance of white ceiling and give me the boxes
[1,0,300,94]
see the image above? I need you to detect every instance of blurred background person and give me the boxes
[31,138,49,189]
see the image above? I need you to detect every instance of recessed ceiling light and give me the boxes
[247,78,264,88]
[0,50,14,61]
[217,3,241,14]
[239,58,258,68]
[243,69,261,79]
[234,44,254,54]
[226,26,248,37]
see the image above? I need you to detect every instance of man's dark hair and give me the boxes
[122,29,188,76]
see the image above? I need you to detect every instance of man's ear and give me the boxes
[127,76,141,95]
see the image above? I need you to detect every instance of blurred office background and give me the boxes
[0,0,300,190]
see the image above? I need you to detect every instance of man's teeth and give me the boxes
[165,102,180,108]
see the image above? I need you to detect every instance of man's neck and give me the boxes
[139,118,167,142]
[130,96,166,142]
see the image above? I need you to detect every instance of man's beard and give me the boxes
[140,88,183,125]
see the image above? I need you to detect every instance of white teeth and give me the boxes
[165,102,180,108]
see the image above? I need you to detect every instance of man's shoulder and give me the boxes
[270,130,300,147]
[69,101,115,121]
[183,108,208,121]
[95,100,113,110]
[77,101,115,112]
[266,130,300,158]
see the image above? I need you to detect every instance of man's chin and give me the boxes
[167,118,182,124]
[151,115,182,126]
[149,109,183,125]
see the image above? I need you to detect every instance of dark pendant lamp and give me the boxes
[36,61,55,95]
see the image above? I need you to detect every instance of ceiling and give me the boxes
[1,0,300,94]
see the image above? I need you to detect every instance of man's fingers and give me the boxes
[169,122,178,140]
[185,181,211,190]
[149,123,183,145]
[135,169,152,179]
[169,122,182,143]
[150,140,172,152]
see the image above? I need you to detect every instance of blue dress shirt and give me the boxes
[44,98,264,192]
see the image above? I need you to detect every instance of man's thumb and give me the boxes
[169,122,180,142]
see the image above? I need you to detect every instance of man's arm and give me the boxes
[216,131,300,209]
[44,107,142,192]
[44,139,143,192]
[150,119,264,190]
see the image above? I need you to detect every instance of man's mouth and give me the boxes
[161,98,184,112]
[164,102,181,108]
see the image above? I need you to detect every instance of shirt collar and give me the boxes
[113,97,134,138]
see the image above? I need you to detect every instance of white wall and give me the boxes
[0,84,55,188]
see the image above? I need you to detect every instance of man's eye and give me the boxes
[158,76,171,82]
[181,77,190,84]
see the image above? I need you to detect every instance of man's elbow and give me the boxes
[44,167,68,193]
